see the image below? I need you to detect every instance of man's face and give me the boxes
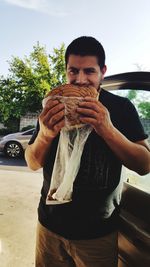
[66,55,106,91]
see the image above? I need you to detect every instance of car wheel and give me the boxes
[4,141,24,158]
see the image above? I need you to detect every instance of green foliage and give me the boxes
[0,42,66,127]
[49,44,66,88]
[126,91,150,119]
[138,102,150,118]
[2,116,20,132]
[126,90,137,101]
[0,128,12,136]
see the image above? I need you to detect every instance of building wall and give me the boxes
[0,123,6,129]
[19,113,39,130]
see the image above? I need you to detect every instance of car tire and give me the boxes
[4,141,24,158]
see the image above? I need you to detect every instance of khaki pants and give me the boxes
[36,221,118,267]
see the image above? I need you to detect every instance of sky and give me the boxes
[0,0,150,77]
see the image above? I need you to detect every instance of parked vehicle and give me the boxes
[0,128,35,158]
[102,71,150,91]
[103,71,150,267]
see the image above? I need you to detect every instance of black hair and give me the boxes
[65,36,106,70]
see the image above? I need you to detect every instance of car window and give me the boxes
[110,89,150,193]
[22,129,35,135]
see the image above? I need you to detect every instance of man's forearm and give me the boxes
[103,126,150,175]
[25,133,54,170]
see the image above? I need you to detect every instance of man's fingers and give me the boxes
[46,103,64,119]
[78,100,102,112]
[53,118,65,132]
[78,98,97,107]
[42,99,63,115]
[77,107,98,118]
[40,102,64,123]
[79,116,96,125]
[50,110,65,126]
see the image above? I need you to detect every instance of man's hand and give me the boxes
[25,99,65,170]
[77,97,113,138]
[39,99,65,140]
[77,97,150,175]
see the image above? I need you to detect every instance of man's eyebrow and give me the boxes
[68,66,78,70]
[68,67,95,70]
[84,67,96,71]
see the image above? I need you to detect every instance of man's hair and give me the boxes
[65,36,106,69]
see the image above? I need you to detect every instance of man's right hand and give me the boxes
[25,99,65,170]
[39,98,65,140]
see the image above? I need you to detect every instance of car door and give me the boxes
[103,71,150,267]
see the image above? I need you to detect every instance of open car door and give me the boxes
[103,71,150,267]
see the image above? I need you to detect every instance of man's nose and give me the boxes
[76,71,87,85]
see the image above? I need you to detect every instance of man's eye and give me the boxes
[85,69,95,74]
[69,69,78,75]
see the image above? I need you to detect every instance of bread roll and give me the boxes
[46,84,98,98]
[45,84,98,129]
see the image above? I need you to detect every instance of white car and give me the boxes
[0,128,35,158]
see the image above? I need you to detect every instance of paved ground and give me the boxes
[0,168,43,267]
[0,164,149,267]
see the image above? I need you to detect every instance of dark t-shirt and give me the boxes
[29,89,148,239]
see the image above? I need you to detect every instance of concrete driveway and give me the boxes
[0,168,43,267]
[1,165,149,267]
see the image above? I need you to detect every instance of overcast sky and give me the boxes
[0,0,150,76]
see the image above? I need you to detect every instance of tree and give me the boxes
[0,43,66,130]
[49,44,67,88]
[0,77,23,130]
[138,102,150,118]
[126,90,137,101]
[125,90,150,119]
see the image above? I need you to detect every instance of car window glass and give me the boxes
[110,89,150,193]
[22,129,34,135]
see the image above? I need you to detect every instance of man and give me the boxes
[25,36,150,267]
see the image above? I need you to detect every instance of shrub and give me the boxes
[0,128,13,136]
[21,125,35,132]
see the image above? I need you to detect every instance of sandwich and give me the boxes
[44,84,98,128]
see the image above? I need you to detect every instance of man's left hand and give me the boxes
[77,97,113,138]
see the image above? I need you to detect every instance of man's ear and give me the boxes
[101,65,107,79]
